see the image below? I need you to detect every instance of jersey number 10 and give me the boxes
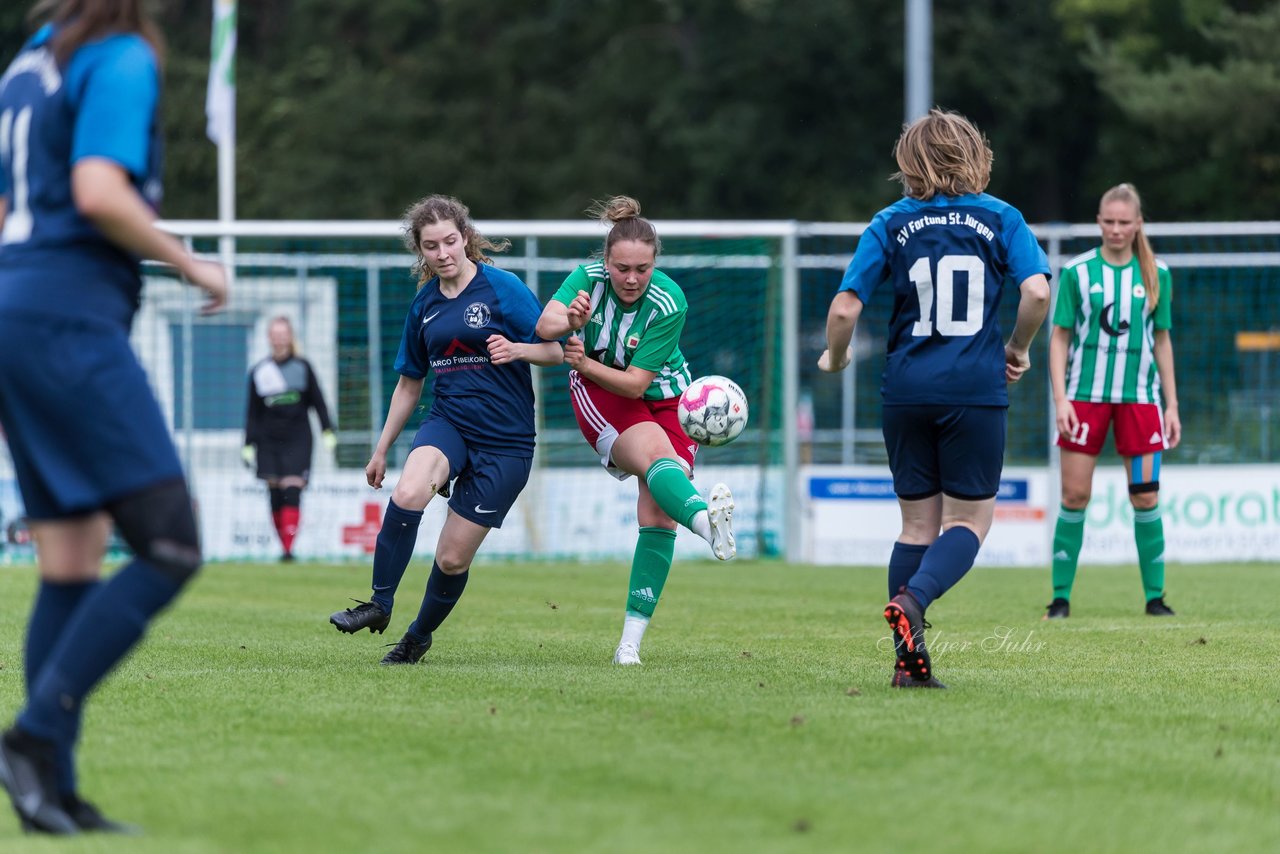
[0,106,34,245]
[908,254,985,337]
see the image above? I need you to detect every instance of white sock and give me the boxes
[690,509,711,544]
[620,614,649,648]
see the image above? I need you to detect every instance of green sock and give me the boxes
[626,527,677,618]
[1052,505,1086,600]
[644,459,707,530]
[1134,504,1165,601]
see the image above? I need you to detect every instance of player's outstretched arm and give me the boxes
[486,335,564,367]
[818,291,863,372]
[1004,274,1050,383]
[72,158,227,313]
[1153,329,1180,448]
[366,375,425,489]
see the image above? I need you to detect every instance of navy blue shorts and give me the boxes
[0,315,184,519]
[411,416,531,528]
[882,404,1007,501]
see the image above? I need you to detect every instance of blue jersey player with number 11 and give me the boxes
[0,0,227,835]
[818,109,1050,689]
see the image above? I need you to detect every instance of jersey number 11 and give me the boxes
[0,106,34,245]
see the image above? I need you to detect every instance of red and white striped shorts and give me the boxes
[568,370,697,480]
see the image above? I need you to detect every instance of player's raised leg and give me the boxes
[612,422,735,561]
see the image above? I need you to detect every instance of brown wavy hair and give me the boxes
[29,0,164,66]
[1100,183,1160,309]
[891,109,992,200]
[402,195,509,288]
[589,195,661,259]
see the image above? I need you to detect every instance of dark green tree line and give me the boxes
[1,0,1275,221]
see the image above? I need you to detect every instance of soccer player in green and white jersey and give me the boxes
[1047,183,1182,618]
[536,196,735,666]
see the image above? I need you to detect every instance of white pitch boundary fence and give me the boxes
[1,220,1276,565]
[157,219,1280,563]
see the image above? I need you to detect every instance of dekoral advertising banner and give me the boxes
[3,464,1274,566]
[801,464,1279,566]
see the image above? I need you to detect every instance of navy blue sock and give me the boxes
[18,559,184,749]
[24,579,97,795]
[370,499,424,614]
[406,564,469,642]
[887,542,928,600]
[906,526,982,611]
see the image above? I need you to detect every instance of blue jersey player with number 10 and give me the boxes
[0,0,227,835]
[818,109,1050,689]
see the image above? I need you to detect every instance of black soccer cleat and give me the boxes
[0,728,79,835]
[61,794,139,834]
[891,664,946,689]
[1145,596,1176,616]
[329,600,391,634]
[1044,598,1070,619]
[380,633,432,665]
[884,591,936,684]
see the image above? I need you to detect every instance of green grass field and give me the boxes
[0,558,1277,853]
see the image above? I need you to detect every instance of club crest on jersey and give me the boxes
[463,302,491,329]
[1133,284,1146,299]
[626,334,640,349]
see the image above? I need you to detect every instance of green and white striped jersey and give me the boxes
[551,263,693,400]
[1052,249,1173,404]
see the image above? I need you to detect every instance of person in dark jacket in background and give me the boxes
[243,315,335,562]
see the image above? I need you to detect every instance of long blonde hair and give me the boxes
[401,195,510,288]
[1100,183,1160,308]
[890,109,993,200]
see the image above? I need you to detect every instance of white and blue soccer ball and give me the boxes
[678,375,749,447]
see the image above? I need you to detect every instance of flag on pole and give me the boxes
[205,0,237,144]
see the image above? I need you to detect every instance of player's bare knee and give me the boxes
[390,483,432,511]
[107,479,202,584]
[1061,488,1092,510]
[435,554,470,575]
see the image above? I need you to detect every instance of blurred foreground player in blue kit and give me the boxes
[818,110,1050,688]
[328,195,562,665]
[0,0,227,834]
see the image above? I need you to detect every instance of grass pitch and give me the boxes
[0,558,1277,853]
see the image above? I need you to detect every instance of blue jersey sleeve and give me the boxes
[1001,207,1051,285]
[487,265,545,344]
[393,291,430,379]
[838,216,891,303]
[67,35,158,178]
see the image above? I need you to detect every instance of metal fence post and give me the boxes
[365,263,382,453]
[782,224,801,562]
